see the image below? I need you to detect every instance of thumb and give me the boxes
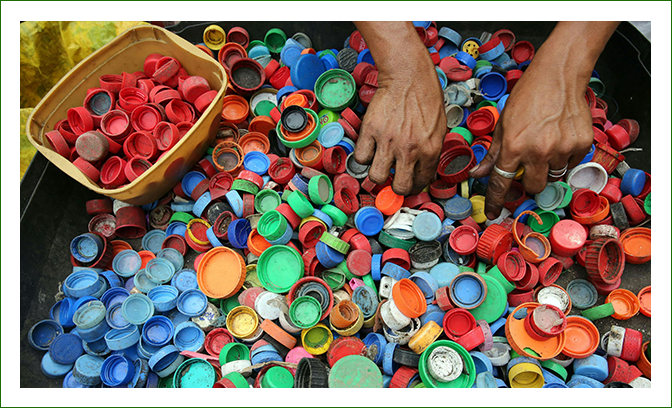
[469,122,503,179]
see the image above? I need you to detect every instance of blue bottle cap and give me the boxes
[193,191,213,218]
[621,168,646,196]
[362,332,387,365]
[382,342,400,376]
[291,54,327,91]
[166,309,191,328]
[496,94,509,113]
[566,374,605,388]
[142,316,175,347]
[101,287,130,309]
[479,72,507,101]
[171,269,198,294]
[243,151,271,175]
[251,344,278,358]
[429,262,460,287]
[317,122,345,148]
[280,44,303,68]
[267,222,293,246]
[579,144,596,165]
[165,221,187,238]
[72,299,106,330]
[412,21,431,29]
[438,42,459,59]
[71,354,104,385]
[541,368,566,385]
[248,45,270,59]
[500,58,518,71]
[112,250,142,278]
[566,278,598,310]
[145,371,159,388]
[480,41,505,61]
[252,350,283,366]
[512,199,538,223]
[101,355,135,387]
[171,201,195,213]
[28,319,64,351]
[352,285,379,319]
[320,54,339,70]
[100,270,124,289]
[380,262,411,281]
[495,378,508,388]
[49,298,72,327]
[173,321,206,352]
[63,369,90,388]
[128,358,150,388]
[121,294,154,325]
[455,51,477,69]
[147,285,179,313]
[412,212,443,241]
[475,371,498,388]
[133,270,158,293]
[356,48,375,65]
[50,335,83,363]
[489,316,507,337]
[136,336,162,360]
[290,174,310,196]
[315,241,345,268]
[420,306,445,327]
[450,273,486,308]
[470,350,495,375]
[225,190,244,218]
[573,354,608,382]
[543,382,568,388]
[335,138,355,155]
[436,67,448,90]
[106,302,131,330]
[491,51,511,66]
[145,258,176,285]
[277,86,298,104]
[470,144,488,165]
[444,195,473,221]
[181,171,207,199]
[438,27,462,46]
[64,269,102,298]
[70,233,105,263]
[141,201,158,212]
[354,207,384,237]
[141,229,166,255]
[74,317,110,343]
[41,352,73,379]
[311,209,334,229]
[228,218,252,249]
[409,272,439,301]
[177,289,208,317]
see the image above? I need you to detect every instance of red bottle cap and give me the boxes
[85,198,114,216]
[319,146,345,175]
[442,308,477,341]
[269,66,290,90]
[349,233,372,253]
[276,203,302,230]
[348,30,367,52]
[238,170,264,189]
[381,248,411,271]
[124,131,158,160]
[418,202,444,221]
[190,178,211,201]
[429,179,458,199]
[570,189,601,217]
[439,56,460,74]
[130,105,162,133]
[124,156,152,182]
[621,195,646,225]
[466,109,496,137]
[334,188,359,215]
[449,225,479,255]
[118,87,149,112]
[511,40,535,64]
[165,99,195,124]
[67,107,94,135]
[445,65,472,82]
[548,219,588,257]
[476,224,514,264]
[403,192,431,209]
[346,250,372,277]
[514,262,539,291]
[72,157,100,183]
[496,251,526,281]
[152,56,181,83]
[100,156,128,188]
[493,29,516,51]
[456,216,481,233]
[616,118,640,144]
[298,220,326,248]
[352,62,376,88]
[507,289,535,307]
[268,157,296,185]
[44,130,71,158]
[605,124,630,150]
[99,74,123,93]
[584,238,625,284]
[505,69,523,93]
[599,183,623,204]
[333,173,360,195]
[537,257,563,286]
[435,286,455,311]
[340,107,361,133]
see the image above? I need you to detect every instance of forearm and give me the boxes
[529,22,620,87]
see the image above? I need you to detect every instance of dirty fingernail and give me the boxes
[486,211,496,220]
[469,163,480,174]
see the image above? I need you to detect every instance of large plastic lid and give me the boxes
[418,340,475,388]
[261,365,294,388]
[567,279,598,309]
[314,69,356,110]
[354,207,384,237]
[257,245,304,293]
[49,334,84,365]
[468,274,507,323]
[567,162,608,193]
[606,289,640,320]
[173,358,216,388]
[505,303,566,360]
[291,54,327,91]
[318,122,345,148]
[196,247,246,299]
[176,289,208,317]
[28,319,64,351]
[561,316,599,358]
[121,294,155,325]
[619,227,651,264]
[450,272,487,309]
[328,355,383,388]
[412,212,442,242]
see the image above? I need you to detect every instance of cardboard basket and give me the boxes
[26,25,227,205]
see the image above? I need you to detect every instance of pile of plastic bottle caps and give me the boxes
[27,21,651,389]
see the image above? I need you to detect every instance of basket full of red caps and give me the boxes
[27,22,651,390]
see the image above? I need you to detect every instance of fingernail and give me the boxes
[469,163,480,175]
[486,211,496,220]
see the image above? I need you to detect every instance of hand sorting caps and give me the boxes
[29,22,651,390]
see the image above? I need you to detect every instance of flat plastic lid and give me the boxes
[606,289,640,319]
[562,316,599,358]
[143,316,174,345]
[197,247,245,298]
[315,69,356,109]
[289,296,322,329]
[49,334,83,364]
[177,289,208,316]
[291,54,327,91]
[620,228,651,260]
[257,245,304,293]
[412,212,442,241]
[243,151,271,175]
[261,366,294,388]
[536,183,564,210]
[145,258,176,284]
[122,294,155,325]
[638,286,651,317]
[317,122,345,148]
[444,195,473,220]
[328,355,383,388]
[567,163,608,193]
[450,226,479,254]
[346,249,372,277]
[468,274,507,323]
[173,358,216,388]
[567,279,598,309]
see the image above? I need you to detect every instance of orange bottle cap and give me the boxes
[375,186,404,216]
[606,288,640,320]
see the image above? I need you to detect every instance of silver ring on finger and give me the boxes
[493,165,517,179]
[548,164,568,178]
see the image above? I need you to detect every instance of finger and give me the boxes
[469,122,504,179]
[391,158,415,196]
[484,159,518,220]
[353,125,376,165]
[367,145,394,185]
[521,161,549,195]
[411,152,440,194]
[567,153,584,171]
[547,156,570,181]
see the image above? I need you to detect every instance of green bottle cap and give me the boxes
[264,28,287,53]
[557,181,574,208]
[287,190,315,218]
[314,69,357,111]
[485,265,516,294]
[336,260,356,281]
[476,100,498,109]
[476,262,487,275]
[276,109,321,149]
[317,49,337,59]
[319,231,350,254]
[224,371,250,388]
[247,40,266,52]
[261,366,294,388]
[458,266,475,273]
[644,193,651,215]
[258,210,288,241]
[451,127,473,145]
[527,209,559,234]
[475,60,492,70]
[255,189,282,214]
[220,294,241,314]
[219,342,250,366]
[581,302,615,321]
[418,340,476,388]
[170,211,195,224]
[378,230,417,251]
[289,296,322,329]
[207,147,214,156]
[158,372,175,388]
[321,268,347,291]
[254,100,276,118]
[468,274,507,323]
[540,359,568,381]
[362,273,378,295]
[318,109,340,126]
[257,245,304,293]
[308,175,334,205]
[328,355,383,388]
[231,179,260,195]
[320,204,348,227]
[173,358,217,388]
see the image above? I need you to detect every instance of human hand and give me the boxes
[354,49,446,195]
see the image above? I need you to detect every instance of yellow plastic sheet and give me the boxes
[20,21,147,179]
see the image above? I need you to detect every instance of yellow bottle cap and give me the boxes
[301,323,333,355]
[508,362,544,388]
[470,195,487,224]
[226,305,259,338]
[203,25,227,51]
[408,320,443,354]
